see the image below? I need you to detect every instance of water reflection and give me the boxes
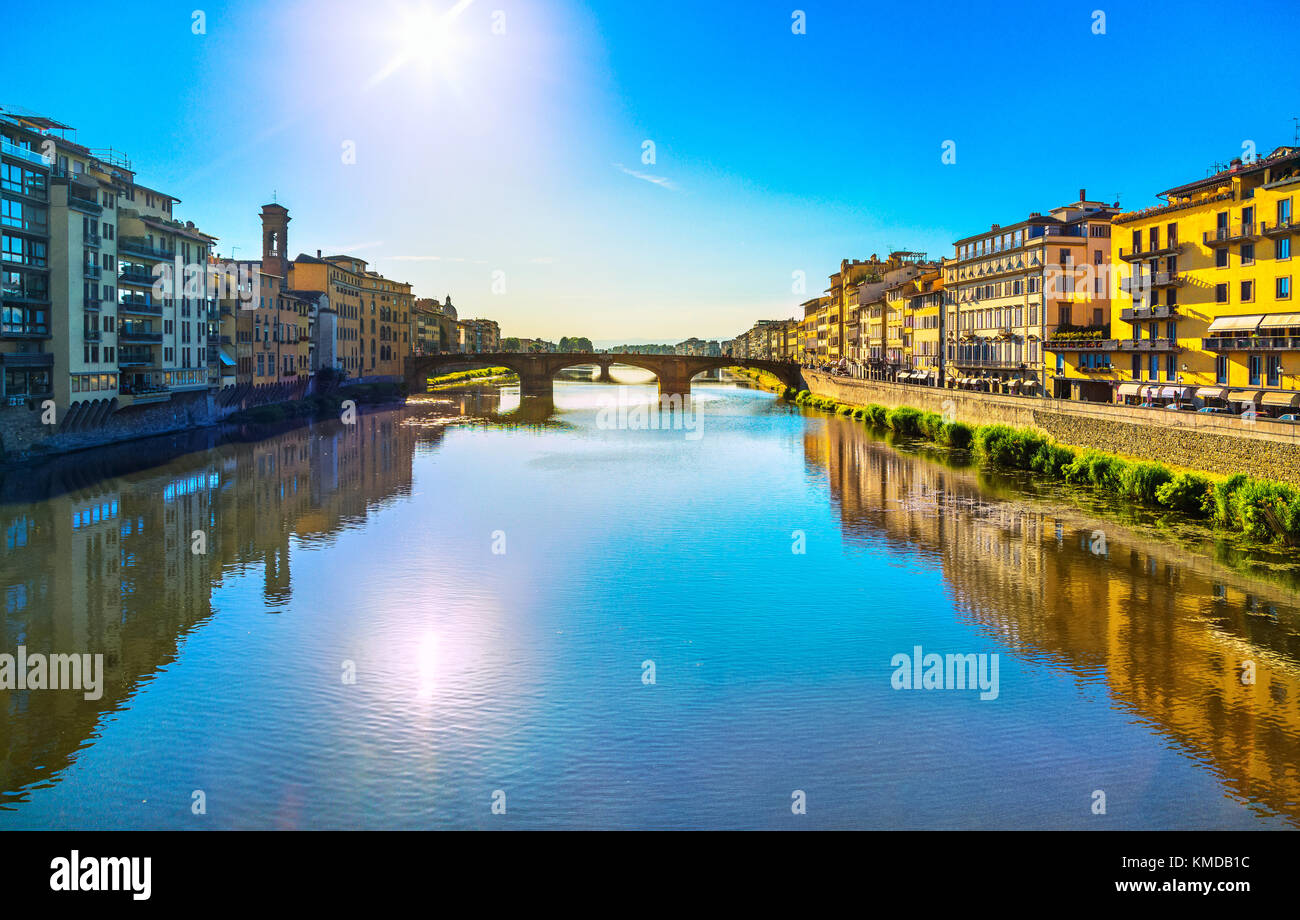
[810,413,1300,825]
[1,382,1298,827]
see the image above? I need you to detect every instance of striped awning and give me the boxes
[1118,383,1142,396]
[1259,313,1300,329]
[1262,391,1300,408]
[1229,390,1264,403]
[1196,387,1228,400]
[1207,314,1265,333]
[1160,386,1191,399]
[1141,385,1161,398]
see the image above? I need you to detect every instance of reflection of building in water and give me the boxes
[0,409,425,805]
[813,415,1300,825]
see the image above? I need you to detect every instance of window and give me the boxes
[1166,354,1176,380]
[1278,277,1291,300]
[1241,280,1254,302]
[1250,354,1262,387]
[1241,243,1255,266]
[1215,283,1228,303]
[1149,354,1159,380]
[1132,355,1142,380]
[1268,355,1282,388]
[1216,356,1228,385]
[1279,237,1292,260]
[1216,247,1229,268]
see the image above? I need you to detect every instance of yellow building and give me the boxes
[904,269,944,385]
[291,252,364,376]
[951,191,1117,396]
[1102,146,1300,415]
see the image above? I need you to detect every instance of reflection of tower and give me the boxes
[260,203,291,279]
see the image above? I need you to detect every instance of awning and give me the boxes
[1141,385,1161,398]
[1196,387,1228,400]
[1229,390,1264,403]
[1117,383,1142,397]
[1160,386,1190,399]
[1262,391,1300,408]
[1259,313,1300,329]
[1207,314,1265,333]
[219,352,236,367]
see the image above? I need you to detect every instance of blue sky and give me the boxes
[9,0,1300,343]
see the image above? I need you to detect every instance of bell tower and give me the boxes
[260,203,291,279]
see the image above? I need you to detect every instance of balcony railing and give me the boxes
[118,299,162,315]
[0,140,50,169]
[83,264,101,280]
[117,267,156,286]
[117,236,176,262]
[1120,304,1179,322]
[1151,272,1185,287]
[1118,241,1184,262]
[1261,218,1296,237]
[118,349,157,366]
[1115,337,1181,352]
[1204,335,1300,351]
[119,328,163,343]
[1203,224,1257,246]
[83,328,101,342]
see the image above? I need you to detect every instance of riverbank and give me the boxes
[787,383,1300,547]
[423,366,520,390]
[0,380,407,466]
[802,371,1300,485]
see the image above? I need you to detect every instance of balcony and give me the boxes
[83,297,100,311]
[1118,240,1184,262]
[119,327,163,344]
[1044,327,1113,350]
[84,231,101,248]
[1120,303,1179,322]
[118,299,162,316]
[1203,335,1300,351]
[1203,224,1257,246]
[1261,218,1296,237]
[68,192,101,213]
[1152,272,1185,287]
[83,328,101,343]
[118,349,157,367]
[117,236,176,262]
[1,140,50,169]
[117,267,156,286]
[83,264,101,280]
[1115,338,1181,352]
[952,358,1028,370]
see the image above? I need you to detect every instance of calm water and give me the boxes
[2,369,1299,830]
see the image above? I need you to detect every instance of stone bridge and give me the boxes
[405,352,804,398]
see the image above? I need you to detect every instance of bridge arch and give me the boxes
[405,353,803,399]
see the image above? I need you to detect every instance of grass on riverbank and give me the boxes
[424,367,519,389]
[729,366,788,392]
[783,386,1300,546]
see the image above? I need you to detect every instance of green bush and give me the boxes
[1119,461,1175,505]
[836,404,853,416]
[886,406,923,436]
[851,407,867,420]
[975,425,1046,469]
[938,421,975,449]
[1211,473,1250,528]
[1029,443,1076,479]
[917,411,946,440]
[1155,472,1213,517]
[865,405,889,426]
[1230,480,1300,543]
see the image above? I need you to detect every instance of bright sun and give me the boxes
[370,0,476,88]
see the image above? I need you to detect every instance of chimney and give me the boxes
[1230,157,1243,169]
[1078,188,1086,201]
[991,223,1000,231]
[317,249,321,258]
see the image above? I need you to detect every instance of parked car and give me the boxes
[1197,406,1233,415]
[1278,414,1300,422]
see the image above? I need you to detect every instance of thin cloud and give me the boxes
[615,163,678,190]
[324,240,385,253]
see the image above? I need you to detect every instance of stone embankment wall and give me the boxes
[0,380,314,463]
[803,371,1300,485]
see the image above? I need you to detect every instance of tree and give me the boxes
[501,337,521,352]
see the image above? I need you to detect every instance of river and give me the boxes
[1,368,1298,829]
